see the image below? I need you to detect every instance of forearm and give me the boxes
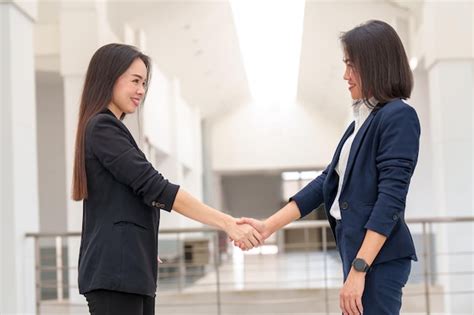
[355,229,387,267]
[172,188,233,230]
[264,201,301,235]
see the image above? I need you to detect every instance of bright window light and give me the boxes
[230,0,305,104]
[300,170,321,180]
[282,171,300,181]
[409,57,418,71]
[244,245,279,255]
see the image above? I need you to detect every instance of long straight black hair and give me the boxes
[72,43,151,201]
[340,20,413,107]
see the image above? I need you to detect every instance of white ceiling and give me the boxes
[36,0,412,121]
[106,1,251,119]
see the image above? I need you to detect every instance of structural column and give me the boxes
[0,1,39,314]
[410,1,474,313]
[427,59,474,313]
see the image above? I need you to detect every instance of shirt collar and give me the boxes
[352,97,377,129]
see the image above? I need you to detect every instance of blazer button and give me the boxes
[392,214,399,221]
[151,201,165,208]
[340,202,348,210]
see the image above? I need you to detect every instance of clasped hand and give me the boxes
[228,217,271,251]
[224,217,263,250]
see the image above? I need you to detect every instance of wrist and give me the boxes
[351,257,370,274]
[262,218,274,237]
[350,266,367,278]
[221,214,235,231]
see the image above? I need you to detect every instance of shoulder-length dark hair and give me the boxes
[340,20,413,105]
[72,43,151,201]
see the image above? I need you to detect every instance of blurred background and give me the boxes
[1,0,473,314]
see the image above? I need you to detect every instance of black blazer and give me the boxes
[78,109,179,297]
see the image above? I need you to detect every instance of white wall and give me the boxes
[406,63,434,220]
[410,1,473,70]
[143,63,174,155]
[142,69,204,230]
[210,101,341,172]
[36,71,68,233]
[428,60,474,313]
[408,2,474,312]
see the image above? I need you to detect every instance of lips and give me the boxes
[131,97,141,107]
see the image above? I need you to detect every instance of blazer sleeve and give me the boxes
[290,165,329,218]
[364,105,420,237]
[88,115,179,212]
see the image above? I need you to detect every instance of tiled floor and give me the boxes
[178,248,344,293]
[40,249,454,314]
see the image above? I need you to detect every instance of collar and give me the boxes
[102,108,119,119]
[352,97,377,129]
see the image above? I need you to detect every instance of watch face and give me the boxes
[354,258,368,271]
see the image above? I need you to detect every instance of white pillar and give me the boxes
[428,59,474,314]
[0,1,39,314]
[410,1,474,313]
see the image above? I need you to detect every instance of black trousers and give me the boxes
[84,289,155,315]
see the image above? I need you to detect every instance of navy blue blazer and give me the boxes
[291,99,420,270]
[78,109,179,297]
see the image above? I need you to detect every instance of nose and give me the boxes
[343,65,351,81]
[137,85,145,95]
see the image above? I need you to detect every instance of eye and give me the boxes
[132,79,139,83]
[142,81,147,88]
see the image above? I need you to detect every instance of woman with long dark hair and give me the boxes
[72,43,261,315]
[238,20,420,315]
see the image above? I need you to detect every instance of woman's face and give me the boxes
[343,55,362,100]
[108,58,147,118]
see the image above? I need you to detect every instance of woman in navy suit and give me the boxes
[238,20,420,315]
[72,43,262,315]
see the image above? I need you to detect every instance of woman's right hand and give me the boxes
[234,202,301,250]
[237,217,271,239]
[233,217,272,250]
[225,218,264,250]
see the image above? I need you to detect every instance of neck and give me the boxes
[107,104,123,119]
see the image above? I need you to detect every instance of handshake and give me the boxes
[224,217,270,251]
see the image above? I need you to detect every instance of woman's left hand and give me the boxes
[339,269,365,315]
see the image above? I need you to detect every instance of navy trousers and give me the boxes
[336,221,412,315]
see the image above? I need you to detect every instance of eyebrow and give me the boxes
[131,74,144,80]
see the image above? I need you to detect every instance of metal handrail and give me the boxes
[26,215,474,315]
[25,215,474,238]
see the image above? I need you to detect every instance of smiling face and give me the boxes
[108,58,148,118]
[342,54,363,100]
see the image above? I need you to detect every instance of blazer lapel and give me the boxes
[327,122,355,179]
[341,112,375,192]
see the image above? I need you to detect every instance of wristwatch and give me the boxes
[352,258,370,272]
